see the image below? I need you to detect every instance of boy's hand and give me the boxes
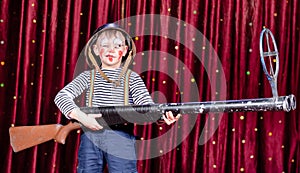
[162,111,181,125]
[69,108,103,131]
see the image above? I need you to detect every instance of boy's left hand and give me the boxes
[162,111,181,125]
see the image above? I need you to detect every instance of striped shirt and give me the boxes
[54,68,154,118]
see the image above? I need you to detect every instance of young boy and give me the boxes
[54,23,180,173]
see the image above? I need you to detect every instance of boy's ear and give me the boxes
[93,44,99,56]
[123,46,128,56]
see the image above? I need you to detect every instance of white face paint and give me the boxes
[114,38,123,44]
[93,34,128,69]
[99,38,109,47]
[99,37,124,49]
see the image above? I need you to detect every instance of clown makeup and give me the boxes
[93,30,128,69]
[100,37,124,50]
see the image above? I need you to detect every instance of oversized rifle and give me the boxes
[9,28,297,152]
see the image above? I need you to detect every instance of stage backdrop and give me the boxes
[0,0,299,172]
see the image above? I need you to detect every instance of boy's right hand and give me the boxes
[69,108,103,131]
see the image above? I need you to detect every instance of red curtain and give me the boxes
[0,0,299,172]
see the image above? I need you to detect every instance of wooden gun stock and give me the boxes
[9,122,81,152]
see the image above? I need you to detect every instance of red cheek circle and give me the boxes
[118,51,123,60]
[99,48,105,56]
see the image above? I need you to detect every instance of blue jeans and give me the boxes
[77,130,138,173]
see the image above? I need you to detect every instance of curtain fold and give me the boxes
[0,0,299,172]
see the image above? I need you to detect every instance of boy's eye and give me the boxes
[114,44,123,49]
[101,44,109,48]
[100,44,123,49]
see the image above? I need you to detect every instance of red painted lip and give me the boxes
[106,54,114,58]
[106,54,115,62]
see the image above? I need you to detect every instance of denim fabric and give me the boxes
[77,130,138,173]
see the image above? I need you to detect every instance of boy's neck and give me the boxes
[101,63,122,70]
[101,66,122,70]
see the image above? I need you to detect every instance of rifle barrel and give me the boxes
[80,95,296,126]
